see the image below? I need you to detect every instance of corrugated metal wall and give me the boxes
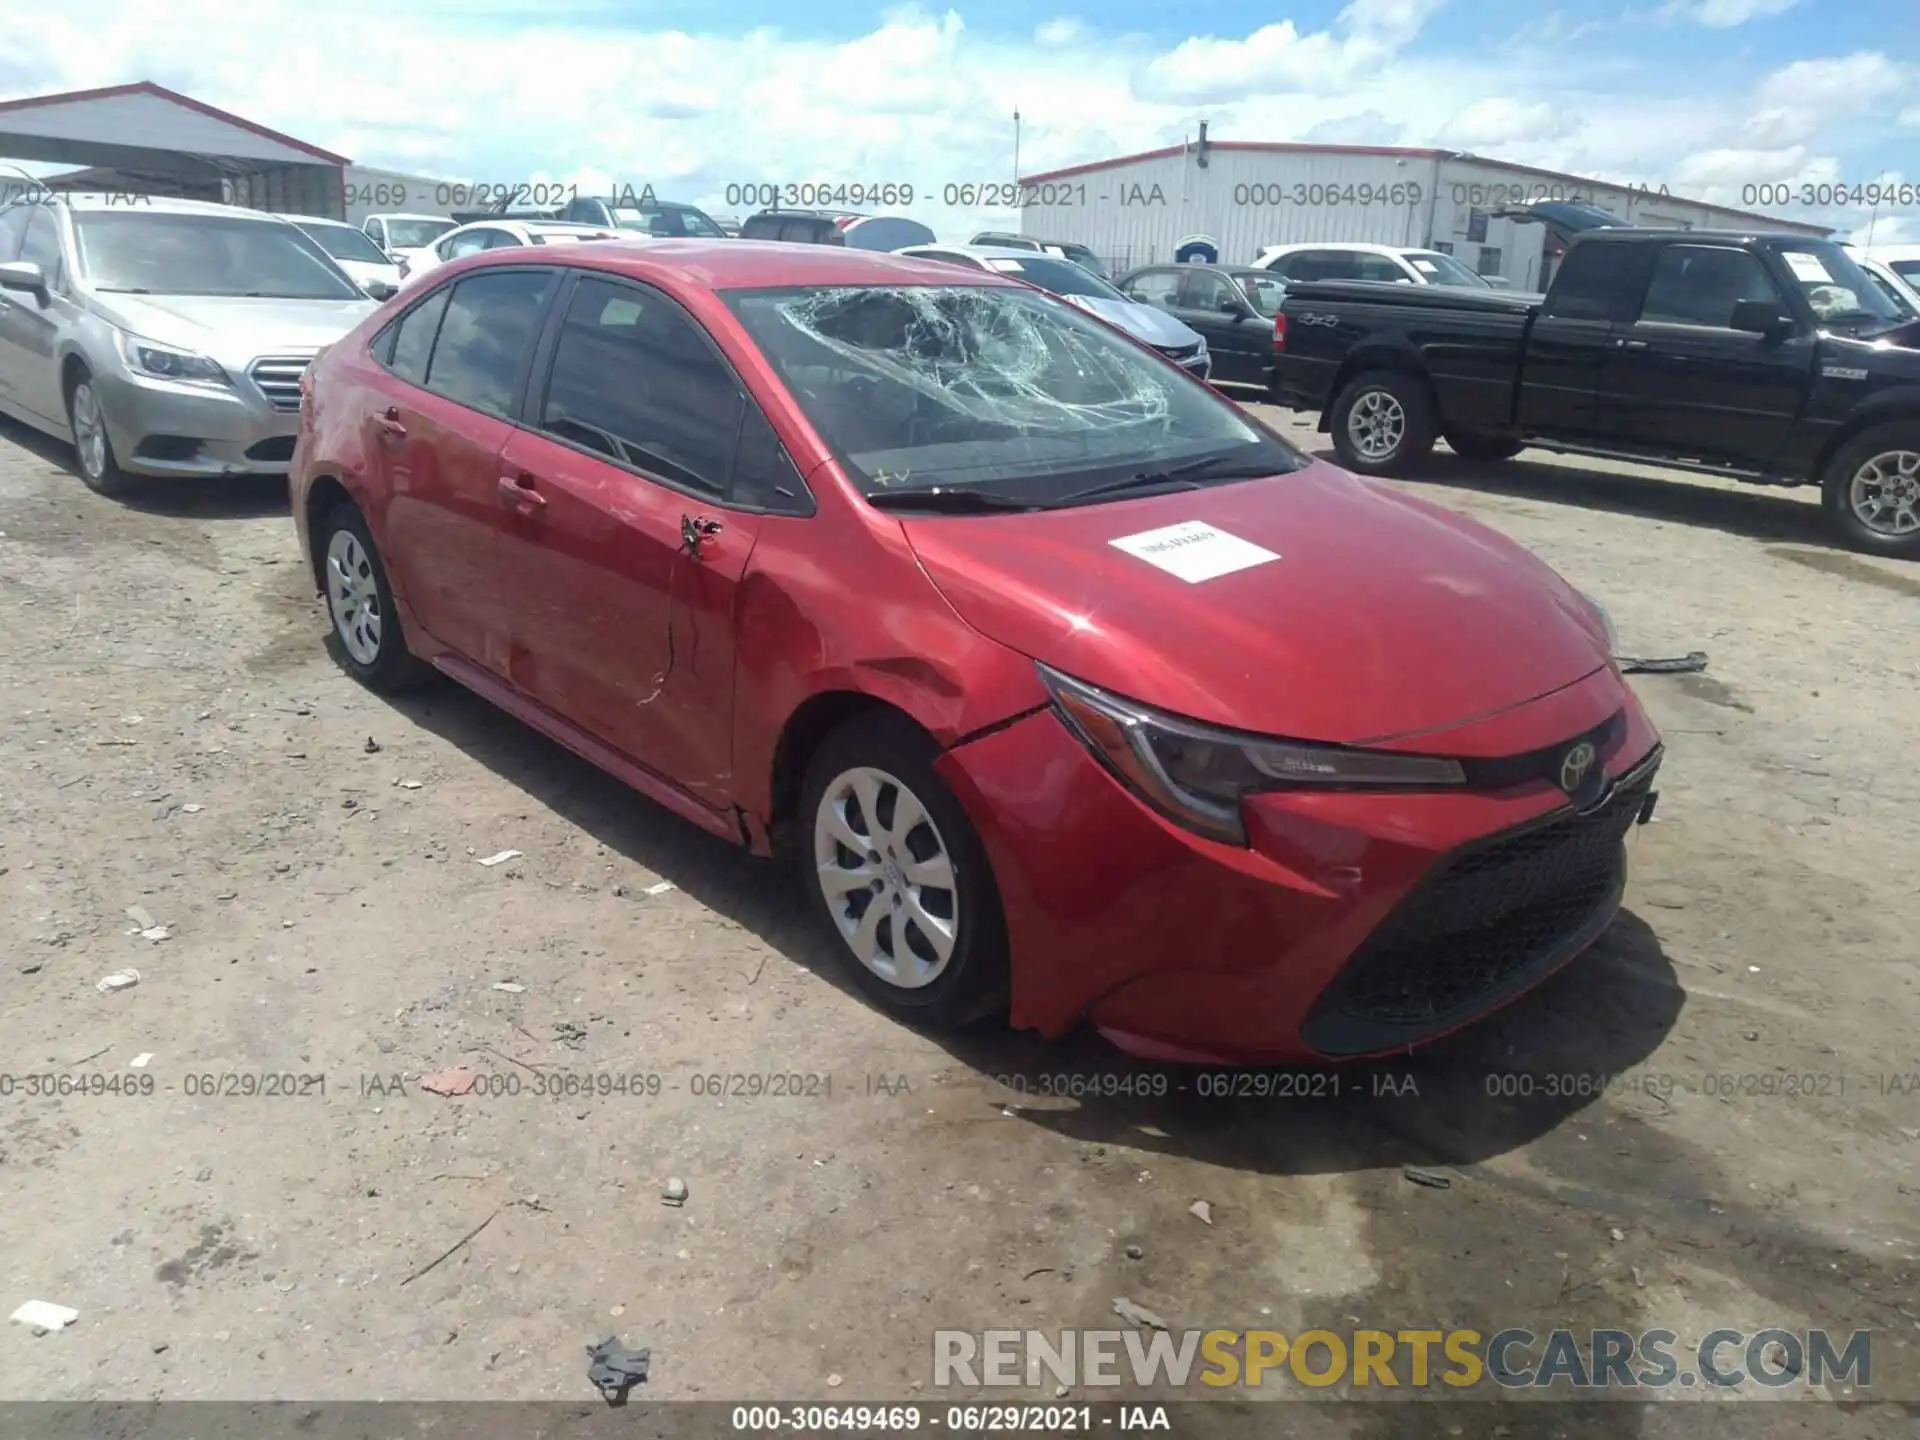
[224,163,345,220]
[1020,149,1831,285]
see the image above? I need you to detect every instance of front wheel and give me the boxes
[1444,429,1525,462]
[799,712,1009,1029]
[67,369,129,497]
[1329,369,1436,476]
[1822,426,1920,560]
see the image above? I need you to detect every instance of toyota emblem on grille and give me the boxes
[1558,740,1597,796]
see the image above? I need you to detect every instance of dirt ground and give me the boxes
[0,401,1915,1438]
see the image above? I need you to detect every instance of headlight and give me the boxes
[113,331,229,388]
[1039,666,1466,846]
[1576,588,1619,654]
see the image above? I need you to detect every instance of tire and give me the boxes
[316,502,432,691]
[1329,368,1436,476]
[798,711,1010,1029]
[1821,424,1920,560]
[66,367,130,498]
[1444,429,1525,462]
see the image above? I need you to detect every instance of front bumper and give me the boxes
[94,353,313,477]
[935,666,1662,1065]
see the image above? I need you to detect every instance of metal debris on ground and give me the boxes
[420,1066,479,1097]
[1111,1297,1168,1330]
[397,780,423,789]
[138,927,170,942]
[477,850,523,867]
[585,1334,652,1403]
[1403,1166,1453,1189]
[96,968,141,993]
[491,982,526,994]
[10,1301,78,1332]
[661,1177,688,1206]
[643,881,674,896]
[1615,651,1709,674]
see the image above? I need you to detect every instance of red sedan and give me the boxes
[289,239,1662,1066]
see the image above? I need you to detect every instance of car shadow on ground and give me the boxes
[1307,442,1833,550]
[0,413,290,519]
[385,672,1686,1182]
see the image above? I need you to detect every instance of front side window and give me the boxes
[0,203,32,261]
[18,207,64,287]
[73,212,362,299]
[1638,246,1780,327]
[1180,270,1236,309]
[297,223,392,265]
[724,283,1303,502]
[423,270,556,417]
[539,276,742,494]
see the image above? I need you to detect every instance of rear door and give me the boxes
[494,271,806,806]
[366,267,559,675]
[1596,243,1812,465]
[1514,240,1650,439]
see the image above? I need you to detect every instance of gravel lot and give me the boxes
[0,402,1914,1437]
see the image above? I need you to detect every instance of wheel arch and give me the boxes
[1321,348,1438,434]
[766,690,928,850]
[303,474,357,591]
[1812,396,1920,483]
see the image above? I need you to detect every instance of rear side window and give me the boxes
[424,270,557,417]
[537,275,742,495]
[384,289,450,381]
[1546,242,1643,321]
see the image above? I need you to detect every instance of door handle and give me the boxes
[1616,339,1650,351]
[373,406,406,440]
[498,472,546,509]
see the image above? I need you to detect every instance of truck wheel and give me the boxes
[1444,430,1525,462]
[1822,425,1920,560]
[1330,370,1436,476]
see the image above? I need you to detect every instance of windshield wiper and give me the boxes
[1050,451,1281,507]
[865,487,1037,513]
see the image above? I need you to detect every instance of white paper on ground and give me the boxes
[477,850,522,867]
[10,1301,78,1330]
[1109,521,1280,583]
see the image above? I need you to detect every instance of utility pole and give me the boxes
[1013,109,1021,187]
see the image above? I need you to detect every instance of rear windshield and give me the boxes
[74,212,364,299]
[382,218,457,248]
[724,283,1302,499]
[297,222,391,265]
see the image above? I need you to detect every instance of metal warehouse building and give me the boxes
[1016,133,1831,289]
[0,81,457,224]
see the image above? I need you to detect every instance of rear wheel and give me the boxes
[1822,425,1920,560]
[66,368,129,497]
[1329,369,1436,476]
[1444,429,1525,462]
[317,502,431,690]
[799,712,1009,1029]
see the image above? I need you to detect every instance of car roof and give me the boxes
[29,192,288,221]
[1259,242,1410,256]
[369,212,455,223]
[460,237,1018,290]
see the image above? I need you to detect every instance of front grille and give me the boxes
[248,355,312,413]
[1302,755,1659,1056]
[244,435,297,463]
[1157,341,1203,361]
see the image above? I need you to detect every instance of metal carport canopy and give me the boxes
[0,81,351,217]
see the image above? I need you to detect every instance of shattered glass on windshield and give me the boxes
[729,284,1270,493]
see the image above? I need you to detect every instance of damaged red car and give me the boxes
[289,240,1662,1065]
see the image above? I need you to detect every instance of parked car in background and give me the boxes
[361,213,458,265]
[1255,242,1497,290]
[293,217,404,299]
[1856,255,1920,318]
[970,232,1110,278]
[556,195,729,237]
[396,219,620,287]
[289,238,1659,1063]
[741,210,936,250]
[1116,262,1287,390]
[896,244,1210,380]
[0,193,376,495]
[716,216,743,237]
[1271,227,1920,558]
[1860,244,1920,290]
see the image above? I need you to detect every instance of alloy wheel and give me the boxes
[1347,389,1406,460]
[1849,449,1920,537]
[812,765,960,989]
[71,382,108,480]
[325,528,384,665]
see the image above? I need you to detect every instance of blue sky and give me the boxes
[6,0,1919,244]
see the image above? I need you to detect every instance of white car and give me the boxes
[1859,244,1920,295]
[1253,242,1497,289]
[361,213,458,266]
[292,217,404,299]
[396,219,622,287]
[1855,254,1920,318]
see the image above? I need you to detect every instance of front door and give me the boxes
[494,271,765,806]
[369,268,558,675]
[1173,268,1269,385]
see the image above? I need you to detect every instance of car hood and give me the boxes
[900,461,1611,745]
[1060,294,1202,348]
[91,293,379,362]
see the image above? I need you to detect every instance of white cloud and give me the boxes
[1438,98,1583,151]
[1658,0,1803,26]
[1134,0,1446,104]
[1034,17,1086,45]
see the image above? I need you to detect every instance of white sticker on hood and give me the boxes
[1109,521,1279,582]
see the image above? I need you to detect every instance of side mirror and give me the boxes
[1729,298,1793,336]
[362,280,398,301]
[0,259,49,304]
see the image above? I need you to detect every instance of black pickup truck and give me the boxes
[1270,227,1920,557]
